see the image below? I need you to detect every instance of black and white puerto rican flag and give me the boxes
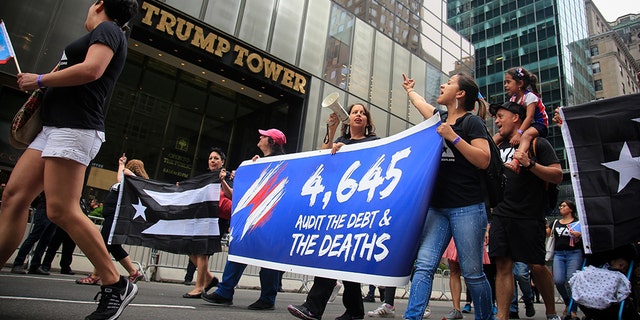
[109,172,222,255]
[560,93,640,254]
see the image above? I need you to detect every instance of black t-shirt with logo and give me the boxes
[430,111,488,208]
[42,21,127,131]
[492,137,559,219]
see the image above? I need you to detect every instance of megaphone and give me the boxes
[321,92,350,124]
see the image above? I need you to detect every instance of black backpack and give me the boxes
[461,115,506,208]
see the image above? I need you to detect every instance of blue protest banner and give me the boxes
[228,115,442,286]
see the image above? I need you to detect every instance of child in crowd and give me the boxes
[495,67,549,172]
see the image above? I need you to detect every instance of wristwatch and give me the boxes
[526,159,536,170]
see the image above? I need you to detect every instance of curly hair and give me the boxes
[126,159,149,179]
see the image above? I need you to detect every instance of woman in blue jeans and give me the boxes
[402,73,493,320]
[549,200,582,318]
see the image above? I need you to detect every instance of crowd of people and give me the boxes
[0,0,637,317]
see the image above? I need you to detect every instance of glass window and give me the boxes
[369,104,389,138]
[391,43,410,117]
[269,0,305,64]
[238,0,276,50]
[594,79,603,91]
[349,20,374,99]
[324,4,355,89]
[408,55,427,124]
[591,62,601,74]
[371,33,392,107]
[203,0,241,34]
[299,0,331,77]
[389,114,408,136]
[590,45,599,56]
[162,0,203,18]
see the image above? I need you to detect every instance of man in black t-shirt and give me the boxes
[487,102,563,320]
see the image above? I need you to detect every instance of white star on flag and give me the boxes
[602,142,640,192]
[131,198,147,221]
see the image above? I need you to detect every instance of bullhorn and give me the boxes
[321,92,349,124]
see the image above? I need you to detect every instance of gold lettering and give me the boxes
[175,18,194,41]
[191,26,217,53]
[281,68,295,89]
[140,2,160,26]
[233,45,249,67]
[156,10,177,35]
[263,58,283,81]
[246,53,263,73]
[293,73,307,94]
[214,36,231,58]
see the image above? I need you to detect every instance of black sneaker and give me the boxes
[201,292,233,306]
[85,276,138,320]
[509,311,520,319]
[248,299,274,310]
[524,301,536,317]
[362,294,375,302]
[335,312,364,320]
[288,304,319,320]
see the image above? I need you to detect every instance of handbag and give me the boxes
[9,88,45,149]
[545,219,558,261]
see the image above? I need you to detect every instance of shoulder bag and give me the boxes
[545,219,558,261]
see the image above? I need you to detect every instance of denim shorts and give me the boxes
[29,126,105,166]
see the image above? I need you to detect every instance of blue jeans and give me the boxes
[214,260,280,304]
[510,262,533,312]
[404,203,493,320]
[553,249,583,313]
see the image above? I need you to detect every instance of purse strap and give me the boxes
[550,219,558,238]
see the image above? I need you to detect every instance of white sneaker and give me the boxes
[329,281,342,303]
[367,303,396,318]
[422,306,431,319]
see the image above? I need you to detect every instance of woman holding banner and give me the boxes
[183,147,230,298]
[202,130,286,310]
[401,73,493,320]
[288,103,378,320]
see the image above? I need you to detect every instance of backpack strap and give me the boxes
[550,219,558,238]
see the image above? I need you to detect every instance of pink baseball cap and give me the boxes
[258,128,287,146]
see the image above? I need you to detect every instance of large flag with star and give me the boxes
[109,172,222,255]
[226,115,443,286]
[559,93,640,254]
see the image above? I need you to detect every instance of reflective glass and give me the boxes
[239,0,276,50]
[371,33,392,107]
[391,43,410,117]
[324,4,355,89]
[203,0,241,34]
[270,0,305,64]
[349,20,374,99]
[162,0,203,18]
[299,0,331,77]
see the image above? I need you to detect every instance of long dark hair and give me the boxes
[101,0,139,30]
[340,103,376,139]
[506,66,540,96]
[455,73,485,117]
[562,199,578,220]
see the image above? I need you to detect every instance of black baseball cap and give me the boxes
[489,101,526,119]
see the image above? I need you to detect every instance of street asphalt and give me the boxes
[0,268,566,319]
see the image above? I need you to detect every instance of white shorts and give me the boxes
[29,126,105,166]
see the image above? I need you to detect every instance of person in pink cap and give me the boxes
[253,128,286,161]
[203,128,287,311]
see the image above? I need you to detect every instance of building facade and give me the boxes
[0,0,474,196]
[446,0,594,202]
[586,2,640,99]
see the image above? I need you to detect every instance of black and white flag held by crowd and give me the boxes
[109,172,222,255]
[560,93,640,254]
